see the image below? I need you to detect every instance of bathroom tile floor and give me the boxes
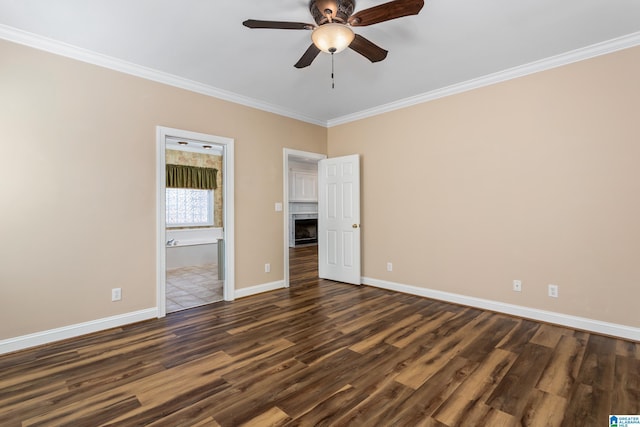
[166,264,223,313]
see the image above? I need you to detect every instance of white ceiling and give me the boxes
[1,0,639,126]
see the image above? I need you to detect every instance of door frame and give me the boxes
[283,148,326,287]
[156,126,235,317]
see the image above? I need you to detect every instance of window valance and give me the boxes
[166,164,218,190]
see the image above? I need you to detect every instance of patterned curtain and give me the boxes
[166,164,218,189]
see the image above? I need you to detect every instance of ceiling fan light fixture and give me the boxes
[311,23,354,54]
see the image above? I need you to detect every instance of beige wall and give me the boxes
[1,36,638,342]
[0,39,326,339]
[328,46,640,328]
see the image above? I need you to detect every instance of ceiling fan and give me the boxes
[243,0,425,69]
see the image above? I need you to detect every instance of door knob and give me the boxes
[352,224,359,228]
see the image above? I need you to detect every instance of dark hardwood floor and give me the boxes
[1,245,638,426]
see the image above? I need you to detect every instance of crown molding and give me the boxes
[2,24,639,129]
[0,24,326,127]
[327,31,640,127]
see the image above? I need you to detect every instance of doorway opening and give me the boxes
[283,148,326,287]
[164,141,223,312]
[157,127,235,317]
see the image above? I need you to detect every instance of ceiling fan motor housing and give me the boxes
[310,0,355,25]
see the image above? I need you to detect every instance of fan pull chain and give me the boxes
[331,52,335,89]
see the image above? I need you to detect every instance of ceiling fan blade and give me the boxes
[348,34,388,63]
[348,0,424,26]
[243,19,314,30]
[294,44,322,68]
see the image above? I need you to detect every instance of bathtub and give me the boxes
[165,227,223,270]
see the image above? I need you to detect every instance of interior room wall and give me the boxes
[0,39,327,340]
[327,46,640,329]
[2,35,637,345]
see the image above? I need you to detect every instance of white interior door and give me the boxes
[318,154,361,285]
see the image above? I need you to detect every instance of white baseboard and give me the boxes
[362,277,640,342]
[234,280,286,299]
[4,278,635,356]
[0,308,158,355]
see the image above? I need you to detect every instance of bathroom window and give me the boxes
[166,188,213,227]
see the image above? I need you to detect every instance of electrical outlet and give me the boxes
[111,288,122,301]
[513,280,522,292]
[265,263,271,273]
[548,284,558,298]
[386,262,393,272]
